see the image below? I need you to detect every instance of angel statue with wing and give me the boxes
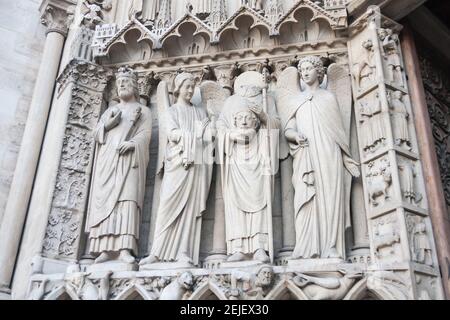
[276,56,360,260]
[217,71,281,264]
[140,72,215,267]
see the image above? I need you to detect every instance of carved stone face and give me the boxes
[257,267,273,287]
[299,61,319,86]
[117,77,136,101]
[178,272,194,290]
[178,79,195,102]
[234,110,258,129]
[379,29,388,40]
[392,91,403,100]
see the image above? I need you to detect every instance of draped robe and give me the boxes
[150,103,213,265]
[285,89,351,259]
[86,103,152,255]
[217,94,280,256]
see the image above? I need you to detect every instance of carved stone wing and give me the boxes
[327,63,353,138]
[274,66,302,129]
[200,80,230,118]
[156,81,170,175]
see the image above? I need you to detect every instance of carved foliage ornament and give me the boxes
[40,3,74,36]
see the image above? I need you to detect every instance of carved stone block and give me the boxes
[371,212,403,263]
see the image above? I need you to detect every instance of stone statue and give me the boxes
[140,72,215,267]
[190,0,211,16]
[412,221,433,266]
[242,0,263,12]
[143,0,159,21]
[217,71,280,263]
[369,92,387,151]
[159,272,194,300]
[86,66,152,264]
[293,267,363,300]
[276,56,360,260]
[128,0,144,20]
[229,265,274,299]
[81,1,104,28]
[379,28,403,86]
[389,90,411,150]
[354,39,376,89]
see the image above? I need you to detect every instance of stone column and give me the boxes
[12,60,111,299]
[347,6,444,299]
[0,1,73,292]
[204,169,228,268]
[277,157,295,262]
[401,24,450,299]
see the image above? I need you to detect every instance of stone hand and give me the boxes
[169,130,182,143]
[249,105,268,124]
[105,110,122,131]
[117,141,135,155]
[295,133,308,147]
[343,154,361,178]
[231,128,257,143]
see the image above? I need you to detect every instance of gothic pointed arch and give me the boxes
[189,281,228,300]
[45,285,79,300]
[265,279,309,300]
[114,284,154,300]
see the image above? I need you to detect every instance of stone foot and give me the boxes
[119,250,135,264]
[227,252,246,262]
[139,254,159,265]
[177,253,193,265]
[95,252,112,264]
[327,248,342,259]
[253,249,270,263]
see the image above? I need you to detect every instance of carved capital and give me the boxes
[57,59,113,93]
[214,63,240,92]
[137,72,160,102]
[40,0,76,37]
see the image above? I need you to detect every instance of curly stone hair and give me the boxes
[173,72,195,98]
[297,55,325,84]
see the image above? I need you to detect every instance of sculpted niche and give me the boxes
[86,66,152,264]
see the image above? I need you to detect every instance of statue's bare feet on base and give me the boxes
[139,255,159,265]
[119,250,135,264]
[327,248,342,259]
[95,252,112,264]
[177,253,193,265]
[227,252,246,262]
[253,249,270,263]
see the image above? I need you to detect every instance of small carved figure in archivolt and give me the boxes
[379,28,403,87]
[353,40,376,89]
[399,162,422,204]
[388,90,411,150]
[412,220,433,266]
[366,158,392,207]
